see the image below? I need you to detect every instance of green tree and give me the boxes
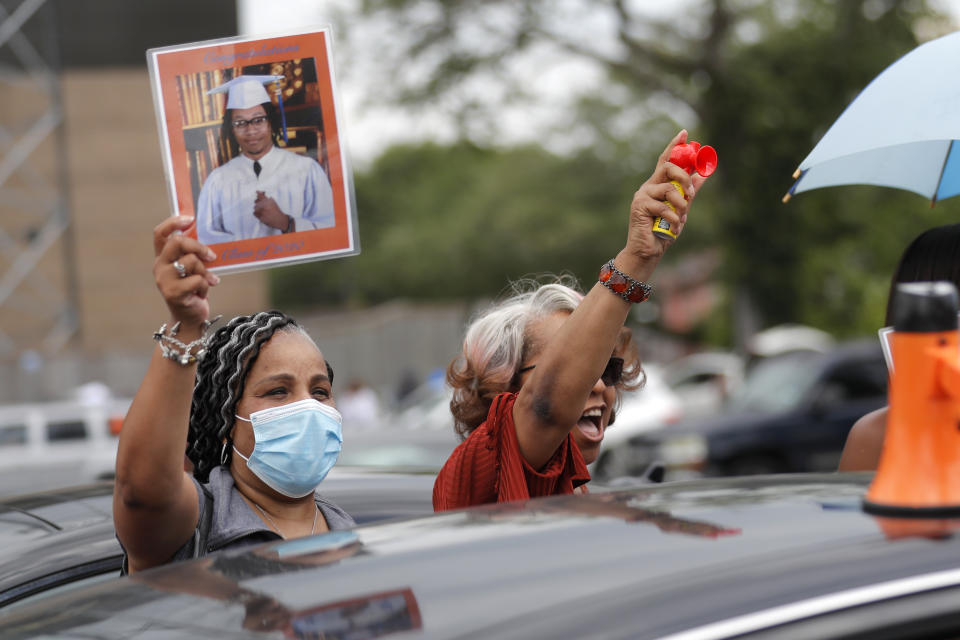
[702,1,951,338]
[319,0,958,341]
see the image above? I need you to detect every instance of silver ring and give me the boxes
[172,260,187,278]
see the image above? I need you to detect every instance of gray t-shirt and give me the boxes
[121,466,355,573]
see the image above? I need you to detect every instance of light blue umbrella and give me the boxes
[784,30,960,205]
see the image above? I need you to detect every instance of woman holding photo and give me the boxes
[113,216,353,573]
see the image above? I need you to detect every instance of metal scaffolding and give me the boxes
[0,0,76,360]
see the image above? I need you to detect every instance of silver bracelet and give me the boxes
[152,315,222,366]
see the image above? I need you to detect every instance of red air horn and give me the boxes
[653,141,717,241]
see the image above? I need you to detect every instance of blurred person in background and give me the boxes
[337,378,382,431]
[114,216,353,574]
[394,368,420,406]
[433,131,709,510]
[839,223,960,471]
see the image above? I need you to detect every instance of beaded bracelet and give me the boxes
[153,315,222,366]
[598,260,653,303]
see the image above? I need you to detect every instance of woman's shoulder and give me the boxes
[848,407,888,446]
[447,391,520,453]
[315,494,355,530]
[475,392,519,434]
[202,465,236,500]
[838,406,888,472]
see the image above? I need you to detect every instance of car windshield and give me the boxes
[725,351,823,413]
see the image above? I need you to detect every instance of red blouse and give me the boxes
[433,392,591,511]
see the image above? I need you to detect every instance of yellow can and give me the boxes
[652,180,685,240]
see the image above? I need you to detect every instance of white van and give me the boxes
[0,399,130,497]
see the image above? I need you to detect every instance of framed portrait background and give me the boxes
[148,27,358,274]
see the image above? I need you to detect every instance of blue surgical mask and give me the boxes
[233,398,343,498]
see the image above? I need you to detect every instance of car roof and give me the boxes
[817,337,884,362]
[0,470,437,610]
[0,482,115,532]
[745,338,883,372]
[0,482,121,609]
[6,472,960,639]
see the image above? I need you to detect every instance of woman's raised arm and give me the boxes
[113,215,220,572]
[513,131,709,469]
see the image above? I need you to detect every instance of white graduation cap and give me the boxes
[207,74,289,142]
[207,74,284,109]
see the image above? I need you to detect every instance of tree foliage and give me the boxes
[271,142,639,308]
[698,1,954,337]
[276,0,960,342]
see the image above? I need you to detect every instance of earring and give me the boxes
[220,441,229,466]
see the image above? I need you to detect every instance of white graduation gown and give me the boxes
[197,146,335,245]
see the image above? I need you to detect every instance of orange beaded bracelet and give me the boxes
[599,260,652,303]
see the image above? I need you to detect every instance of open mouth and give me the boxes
[576,407,605,442]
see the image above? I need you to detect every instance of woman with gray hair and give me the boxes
[114,216,353,574]
[434,130,710,510]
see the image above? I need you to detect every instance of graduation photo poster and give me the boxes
[147,27,359,274]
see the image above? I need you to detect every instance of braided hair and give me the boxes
[187,310,333,482]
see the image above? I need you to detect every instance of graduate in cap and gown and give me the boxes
[196,75,336,245]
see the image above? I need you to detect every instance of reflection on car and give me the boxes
[8,472,960,639]
[0,469,436,612]
[0,483,120,610]
[597,340,888,481]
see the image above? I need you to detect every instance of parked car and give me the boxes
[0,468,436,611]
[8,471,960,638]
[389,381,455,433]
[746,322,835,358]
[0,482,120,610]
[0,399,131,497]
[590,364,684,479]
[605,340,888,481]
[660,351,745,418]
[338,425,460,471]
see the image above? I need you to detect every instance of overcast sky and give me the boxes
[238,0,960,166]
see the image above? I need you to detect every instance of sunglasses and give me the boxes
[519,356,624,387]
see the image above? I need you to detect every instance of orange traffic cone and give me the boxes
[864,281,960,516]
